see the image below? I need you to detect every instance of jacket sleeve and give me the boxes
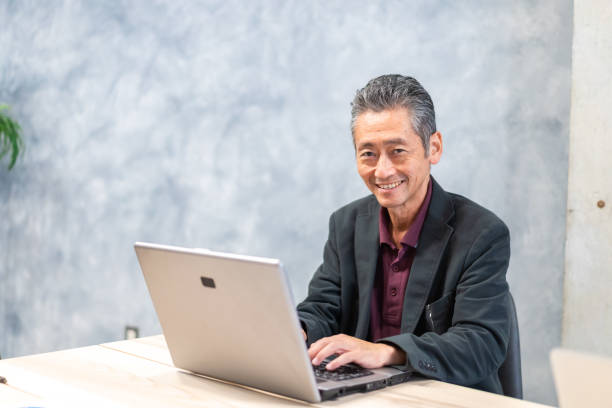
[296,213,342,344]
[380,222,511,387]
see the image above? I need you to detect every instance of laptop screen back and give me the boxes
[134,242,321,402]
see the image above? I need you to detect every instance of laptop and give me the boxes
[134,242,412,402]
[550,347,612,407]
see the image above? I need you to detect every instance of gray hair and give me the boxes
[350,74,436,155]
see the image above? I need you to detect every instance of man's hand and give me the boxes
[301,329,307,341]
[308,334,406,370]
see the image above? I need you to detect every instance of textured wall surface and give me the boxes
[0,1,571,404]
[563,1,612,354]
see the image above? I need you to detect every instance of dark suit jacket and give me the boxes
[297,177,510,394]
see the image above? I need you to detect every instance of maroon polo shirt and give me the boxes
[369,178,433,342]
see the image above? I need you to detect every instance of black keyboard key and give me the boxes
[313,359,374,381]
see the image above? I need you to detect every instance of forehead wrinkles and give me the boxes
[353,108,419,150]
[355,107,410,128]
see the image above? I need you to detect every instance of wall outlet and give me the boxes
[124,325,140,340]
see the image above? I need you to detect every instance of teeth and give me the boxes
[379,181,403,190]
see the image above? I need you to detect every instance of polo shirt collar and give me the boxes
[378,178,433,249]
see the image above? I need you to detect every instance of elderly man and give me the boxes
[297,74,510,394]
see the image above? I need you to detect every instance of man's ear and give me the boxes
[428,131,443,164]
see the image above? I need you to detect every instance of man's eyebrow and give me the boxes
[357,142,375,150]
[356,138,408,150]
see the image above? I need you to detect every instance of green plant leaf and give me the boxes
[0,105,24,170]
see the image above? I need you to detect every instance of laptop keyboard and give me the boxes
[313,358,374,382]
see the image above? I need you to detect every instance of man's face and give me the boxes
[353,107,442,212]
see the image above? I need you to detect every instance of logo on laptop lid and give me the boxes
[200,276,216,288]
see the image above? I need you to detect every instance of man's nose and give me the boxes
[374,154,394,179]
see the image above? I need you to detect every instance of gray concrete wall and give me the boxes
[563,1,612,354]
[0,1,571,404]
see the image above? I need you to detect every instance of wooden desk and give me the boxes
[0,335,552,408]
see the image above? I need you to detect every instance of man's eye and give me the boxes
[360,152,375,158]
[393,149,406,154]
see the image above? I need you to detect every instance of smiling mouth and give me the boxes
[376,180,405,190]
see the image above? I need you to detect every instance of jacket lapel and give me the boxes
[400,177,455,334]
[354,198,380,339]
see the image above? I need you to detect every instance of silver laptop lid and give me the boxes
[134,242,321,402]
